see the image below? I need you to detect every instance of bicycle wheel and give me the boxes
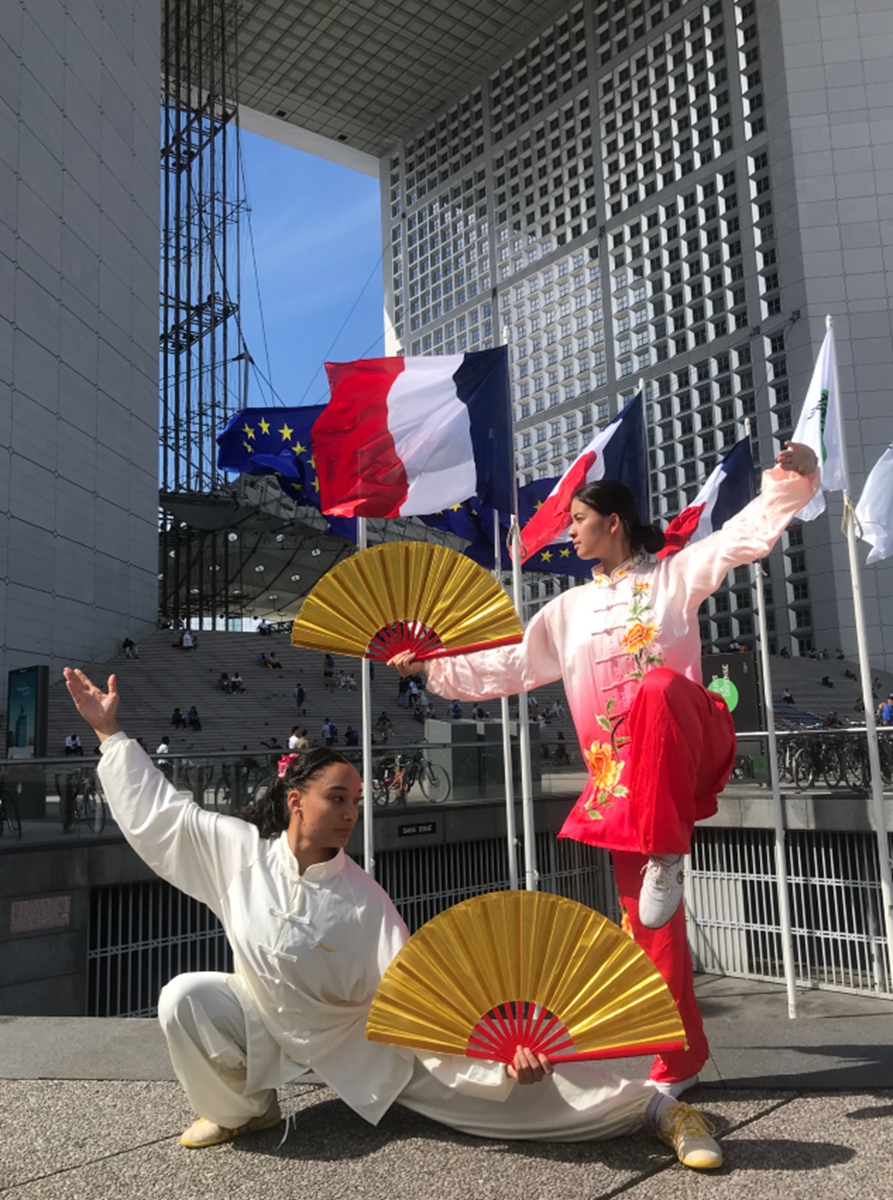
[2,799,21,839]
[83,786,106,833]
[792,749,815,791]
[879,737,893,786]
[372,777,391,806]
[842,741,867,791]
[419,761,450,803]
[819,744,845,789]
[213,781,232,812]
[253,775,275,805]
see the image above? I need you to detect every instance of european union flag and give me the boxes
[420,479,592,580]
[217,405,324,503]
[217,406,359,541]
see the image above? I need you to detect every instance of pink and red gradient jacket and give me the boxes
[425,464,819,852]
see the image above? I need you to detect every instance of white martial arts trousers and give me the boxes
[158,972,654,1141]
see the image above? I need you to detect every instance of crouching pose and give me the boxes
[65,668,723,1170]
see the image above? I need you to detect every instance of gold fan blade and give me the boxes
[366,891,686,1061]
[290,542,522,659]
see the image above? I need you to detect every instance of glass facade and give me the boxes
[381,0,811,650]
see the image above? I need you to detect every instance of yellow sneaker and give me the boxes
[658,1101,723,1170]
[180,1097,282,1149]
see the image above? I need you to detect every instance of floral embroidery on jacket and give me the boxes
[582,698,629,819]
[619,904,634,940]
[621,580,664,682]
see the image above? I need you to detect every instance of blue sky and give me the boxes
[237,131,384,410]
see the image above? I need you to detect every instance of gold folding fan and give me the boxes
[290,542,523,662]
[366,891,686,1064]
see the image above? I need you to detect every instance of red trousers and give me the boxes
[612,849,709,1083]
[623,667,736,856]
[581,669,736,1082]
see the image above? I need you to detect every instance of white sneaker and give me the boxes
[658,1101,723,1170]
[639,853,685,930]
[654,1073,700,1097]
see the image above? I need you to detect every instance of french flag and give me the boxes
[313,348,513,518]
[658,437,756,558]
[517,392,647,564]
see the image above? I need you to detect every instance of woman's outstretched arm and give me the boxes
[389,603,564,702]
[668,440,819,612]
[64,668,253,916]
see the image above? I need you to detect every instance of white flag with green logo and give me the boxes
[791,325,846,521]
[855,443,893,564]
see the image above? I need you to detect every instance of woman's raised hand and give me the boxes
[507,1046,554,1085]
[777,441,818,476]
[387,651,426,677]
[63,668,121,741]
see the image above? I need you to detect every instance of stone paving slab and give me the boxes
[4,978,893,1197]
[619,1091,893,1200]
[0,1016,174,1081]
[0,1080,803,1200]
[6,976,893,1087]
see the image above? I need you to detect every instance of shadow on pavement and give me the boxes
[845,1102,893,1120]
[712,1042,893,1090]
[719,1139,855,1171]
[231,1094,672,1171]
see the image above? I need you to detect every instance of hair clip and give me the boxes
[277,753,300,779]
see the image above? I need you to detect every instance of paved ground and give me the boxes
[2,976,892,1199]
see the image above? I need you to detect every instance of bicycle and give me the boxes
[214,759,263,812]
[791,736,847,791]
[0,780,22,839]
[373,750,450,806]
[57,767,106,833]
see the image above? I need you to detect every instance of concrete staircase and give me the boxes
[48,629,574,756]
[763,654,893,727]
[50,627,887,756]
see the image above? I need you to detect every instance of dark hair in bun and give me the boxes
[238,747,352,838]
[571,479,665,555]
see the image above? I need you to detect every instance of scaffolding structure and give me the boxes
[160,0,245,626]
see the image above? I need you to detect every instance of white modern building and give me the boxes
[372,0,893,663]
[0,2,160,693]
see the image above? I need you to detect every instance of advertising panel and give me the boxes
[701,651,762,735]
[6,665,49,759]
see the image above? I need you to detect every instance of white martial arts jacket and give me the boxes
[98,734,511,1123]
[426,464,818,851]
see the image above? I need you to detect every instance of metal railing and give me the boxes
[85,833,615,1017]
[8,729,893,1010]
[0,735,571,835]
[688,826,893,998]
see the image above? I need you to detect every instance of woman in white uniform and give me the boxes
[64,667,723,1170]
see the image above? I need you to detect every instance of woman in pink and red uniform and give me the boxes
[391,441,818,1096]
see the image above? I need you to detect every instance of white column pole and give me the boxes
[825,315,893,985]
[845,516,893,985]
[358,516,374,877]
[493,510,519,890]
[511,519,537,890]
[754,563,800,1016]
[497,317,536,890]
[746,417,798,1017]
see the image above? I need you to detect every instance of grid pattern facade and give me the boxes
[380,0,817,651]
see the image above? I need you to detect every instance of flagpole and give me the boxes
[511,518,537,890]
[498,320,537,891]
[745,417,798,1018]
[827,314,893,985]
[638,379,652,524]
[357,515,374,877]
[493,509,519,890]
